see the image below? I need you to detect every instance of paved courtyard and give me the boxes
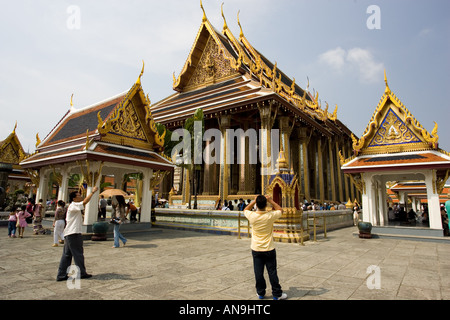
[0,225,449,301]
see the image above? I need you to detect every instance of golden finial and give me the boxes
[85,129,90,150]
[221,3,228,32]
[136,60,145,85]
[384,69,390,93]
[237,10,244,39]
[12,121,17,134]
[36,133,41,148]
[200,0,207,22]
[70,93,73,107]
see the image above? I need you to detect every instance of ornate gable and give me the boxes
[0,124,25,164]
[351,72,440,156]
[97,63,165,151]
[172,4,242,93]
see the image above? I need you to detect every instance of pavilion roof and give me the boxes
[20,67,174,171]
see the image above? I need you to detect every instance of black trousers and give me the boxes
[57,233,88,280]
[252,249,282,297]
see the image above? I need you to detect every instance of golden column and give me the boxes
[218,115,231,200]
[258,101,278,194]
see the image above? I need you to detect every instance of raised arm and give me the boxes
[83,186,99,206]
[266,195,282,211]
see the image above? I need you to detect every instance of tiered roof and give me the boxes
[341,72,450,179]
[152,4,352,138]
[20,66,174,171]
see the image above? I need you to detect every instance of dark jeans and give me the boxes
[252,249,282,298]
[57,233,88,280]
[98,207,106,220]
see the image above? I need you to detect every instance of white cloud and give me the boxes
[319,47,384,83]
[319,47,346,71]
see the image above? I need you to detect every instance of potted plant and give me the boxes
[91,221,109,241]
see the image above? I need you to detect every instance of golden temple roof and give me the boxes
[166,3,342,126]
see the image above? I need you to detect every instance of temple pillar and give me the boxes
[258,102,278,194]
[335,139,344,202]
[238,122,255,195]
[57,165,70,203]
[36,168,49,202]
[317,138,325,203]
[298,127,310,201]
[425,169,443,230]
[279,117,294,169]
[218,115,231,200]
[328,138,337,201]
[83,161,102,225]
[141,167,153,223]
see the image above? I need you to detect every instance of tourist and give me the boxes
[98,195,107,220]
[238,198,246,211]
[126,200,138,223]
[222,200,230,211]
[244,195,287,300]
[8,206,18,238]
[26,198,34,224]
[388,207,395,221]
[441,205,449,236]
[33,199,46,235]
[112,195,127,248]
[52,200,66,247]
[215,199,222,210]
[445,195,450,233]
[56,186,98,281]
[17,204,31,238]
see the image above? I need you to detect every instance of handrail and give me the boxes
[237,211,250,239]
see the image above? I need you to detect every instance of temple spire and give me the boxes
[200,0,207,22]
[384,69,390,93]
[221,3,228,32]
[136,60,145,85]
[237,10,244,39]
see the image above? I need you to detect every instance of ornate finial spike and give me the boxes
[237,10,244,39]
[136,60,145,85]
[384,69,390,92]
[221,3,228,31]
[13,121,17,134]
[200,0,207,22]
[70,93,74,109]
[36,133,41,148]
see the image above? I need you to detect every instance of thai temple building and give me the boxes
[0,123,31,207]
[341,73,450,237]
[19,69,175,231]
[152,5,360,210]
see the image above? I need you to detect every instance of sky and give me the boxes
[1,0,449,156]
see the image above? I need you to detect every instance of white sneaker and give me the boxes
[273,292,287,300]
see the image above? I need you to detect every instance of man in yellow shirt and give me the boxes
[244,195,287,300]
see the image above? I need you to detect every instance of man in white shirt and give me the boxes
[56,186,98,281]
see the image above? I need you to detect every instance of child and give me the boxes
[52,200,66,247]
[8,206,18,238]
[17,204,32,238]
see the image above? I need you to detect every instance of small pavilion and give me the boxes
[341,72,450,237]
[0,123,32,207]
[19,66,175,231]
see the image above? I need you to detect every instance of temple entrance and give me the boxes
[273,184,282,207]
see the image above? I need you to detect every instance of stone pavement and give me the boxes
[0,225,449,301]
